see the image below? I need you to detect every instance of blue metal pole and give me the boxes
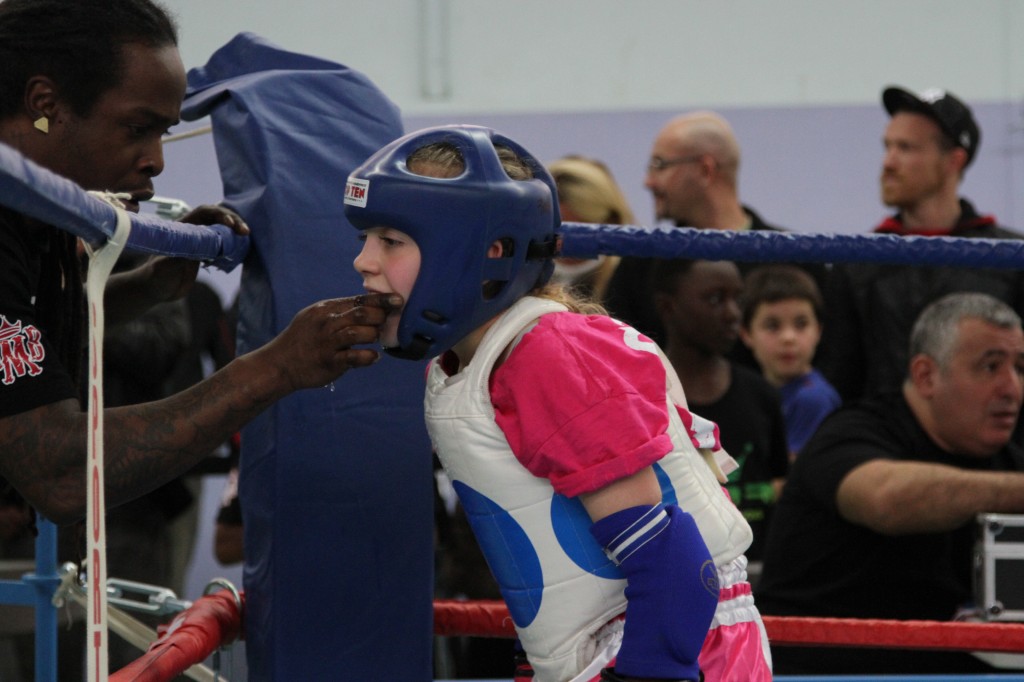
[26,516,60,682]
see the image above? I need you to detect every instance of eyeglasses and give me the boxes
[646,155,703,172]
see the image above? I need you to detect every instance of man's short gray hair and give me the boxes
[909,292,1021,368]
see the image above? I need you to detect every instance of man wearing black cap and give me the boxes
[878,86,981,227]
[818,85,1024,405]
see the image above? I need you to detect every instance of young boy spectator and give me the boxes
[740,265,841,460]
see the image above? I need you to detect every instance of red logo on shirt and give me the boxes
[0,315,45,385]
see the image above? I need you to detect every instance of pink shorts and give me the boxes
[698,560,773,681]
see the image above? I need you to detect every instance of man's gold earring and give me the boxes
[33,116,49,134]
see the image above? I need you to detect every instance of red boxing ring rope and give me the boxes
[112,594,1024,682]
[109,591,244,682]
[434,600,1024,654]
[761,615,1024,654]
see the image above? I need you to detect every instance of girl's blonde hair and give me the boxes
[533,281,608,316]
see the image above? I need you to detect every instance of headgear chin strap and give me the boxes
[344,125,561,361]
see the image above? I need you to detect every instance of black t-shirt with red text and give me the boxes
[0,207,78,417]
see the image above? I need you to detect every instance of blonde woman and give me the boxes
[548,156,635,303]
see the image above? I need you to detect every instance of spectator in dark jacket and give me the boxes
[819,85,1024,404]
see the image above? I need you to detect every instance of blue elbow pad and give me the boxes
[590,503,718,680]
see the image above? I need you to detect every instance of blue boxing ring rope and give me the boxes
[0,143,248,267]
[558,220,1024,269]
[4,132,1024,681]
[0,140,247,682]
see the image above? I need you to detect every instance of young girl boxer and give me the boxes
[346,125,772,682]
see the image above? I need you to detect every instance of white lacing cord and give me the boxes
[82,191,132,682]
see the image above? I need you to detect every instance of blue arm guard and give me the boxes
[590,503,718,680]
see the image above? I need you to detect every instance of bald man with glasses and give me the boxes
[605,111,823,358]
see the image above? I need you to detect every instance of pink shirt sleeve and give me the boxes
[490,312,674,497]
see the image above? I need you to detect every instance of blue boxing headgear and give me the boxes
[344,125,561,360]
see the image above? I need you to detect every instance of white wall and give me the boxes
[160,1,1024,235]
[170,0,1024,113]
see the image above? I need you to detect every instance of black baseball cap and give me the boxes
[882,85,980,166]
